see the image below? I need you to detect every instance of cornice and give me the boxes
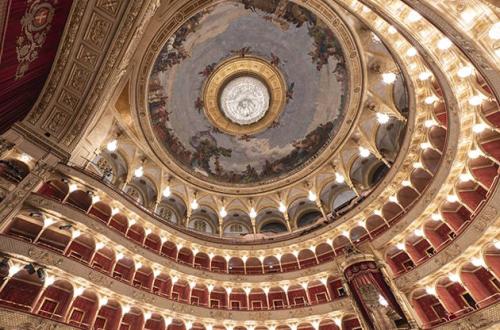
[0,236,354,322]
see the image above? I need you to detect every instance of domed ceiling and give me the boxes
[147,0,355,188]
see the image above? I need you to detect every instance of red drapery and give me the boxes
[0,0,73,133]
[344,261,407,329]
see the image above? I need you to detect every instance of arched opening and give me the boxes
[34,279,73,320]
[0,158,30,182]
[93,298,122,330]
[296,210,322,228]
[132,265,154,290]
[120,306,145,330]
[460,262,500,308]
[67,289,99,328]
[66,190,92,211]
[37,180,68,201]
[0,265,43,311]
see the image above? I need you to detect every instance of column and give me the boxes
[0,155,59,232]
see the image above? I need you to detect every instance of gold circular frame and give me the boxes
[202,56,286,136]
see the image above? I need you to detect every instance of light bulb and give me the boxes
[448,273,460,282]
[122,304,131,314]
[457,66,474,78]
[425,95,438,105]
[75,287,85,296]
[249,208,257,218]
[420,142,432,150]
[378,294,388,307]
[382,72,397,84]
[406,47,417,57]
[358,220,366,228]
[134,166,144,178]
[145,311,152,320]
[460,10,475,24]
[106,140,118,152]
[278,202,287,213]
[359,146,370,158]
[162,186,171,197]
[111,207,120,215]
[19,153,31,162]
[376,113,390,124]
[69,183,78,192]
[42,274,55,288]
[407,10,422,22]
[72,229,81,239]
[389,195,398,203]
[44,217,55,228]
[96,242,105,250]
[447,194,459,203]
[472,123,487,134]
[468,149,482,159]
[396,242,405,250]
[494,240,500,250]
[413,162,423,169]
[414,228,424,237]
[308,190,317,201]
[190,199,199,210]
[116,252,124,260]
[425,286,436,296]
[469,95,484,106]
[99,297,108,307]
[419,71,432,81]
[335,172,345,184]
[431,213,442,221]
[488,22,500,40]
[437,37,452,50]
[459,173,473,182]
[220,207,227,218]
[424,119,437,128]
[92,195,100,204]
[471,257,484,267]
[402,180,412,187]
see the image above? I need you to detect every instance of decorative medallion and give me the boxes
[203,56,286,135]
[15,0,56,79]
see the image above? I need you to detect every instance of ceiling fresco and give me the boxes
[147,0,349,186]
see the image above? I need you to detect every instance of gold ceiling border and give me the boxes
[202,56,287,136]
[135,0,365,196]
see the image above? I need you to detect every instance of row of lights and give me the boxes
[7,262,346,328]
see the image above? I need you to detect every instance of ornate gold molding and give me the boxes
[203,56,286,136]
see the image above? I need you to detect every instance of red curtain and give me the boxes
[344,261,408,329]
[0,0,73,133]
